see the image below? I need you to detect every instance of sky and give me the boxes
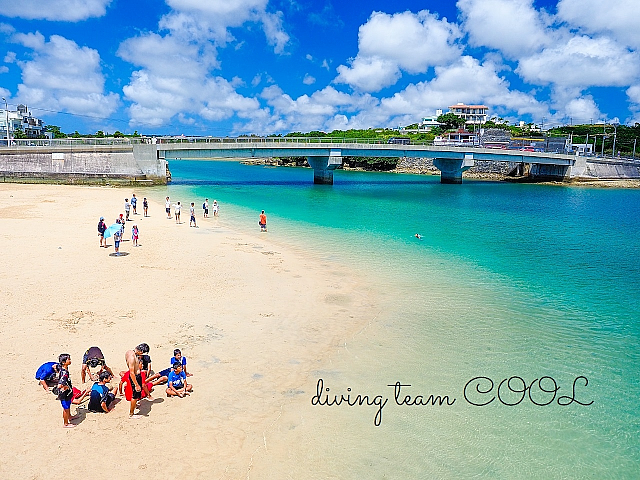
[0,0,639,136]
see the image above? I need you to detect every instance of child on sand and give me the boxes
[203,198,209,218]
[132,225,139,246]
[88,371,117,413]
[172,348,192,377]
[35,361,60,390]
[143,197,148,217]
[56,353,77,428]
[166,362,192,398]
[131,194,137,215]
[97,217,106,247]
[114,228,122,256]
[213,200,219,217]
[124,198,131,221]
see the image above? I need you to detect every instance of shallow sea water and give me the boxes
[159,160,640,478]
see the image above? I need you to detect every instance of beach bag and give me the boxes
[53,386,73,401]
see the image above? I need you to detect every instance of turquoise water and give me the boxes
[162,161,640,478]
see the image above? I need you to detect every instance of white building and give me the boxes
[1,104,46,140]
[419,109,443,131]
[448,103,488,124]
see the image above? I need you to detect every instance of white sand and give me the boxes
[0,184,379,478]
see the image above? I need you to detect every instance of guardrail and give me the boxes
[154,136,425,145]
[1,136,638,164]
[0,138,145,147]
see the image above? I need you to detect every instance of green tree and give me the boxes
[436,113,466,130]
[45,125,67,138]
[95,130,105,138]
[12,126,26,139]
[113,130,125,138]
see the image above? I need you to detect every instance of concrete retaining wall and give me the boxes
[569,157,640,179]
[0,144,167,184]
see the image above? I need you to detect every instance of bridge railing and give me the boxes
[0,138,145,147]
[154,136,434,146]
[1,136,639,164]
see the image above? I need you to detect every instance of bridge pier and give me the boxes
[433,155,475,184]
[307,153,342,185]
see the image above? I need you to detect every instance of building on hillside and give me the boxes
[418,109,444,131]
[433,130,479,146]
[396,109,444,133]
[1,104,47,141]
[448,103,488,125]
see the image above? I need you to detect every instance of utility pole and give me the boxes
[1,97,8,146]
[612,122,619,157]
[633,138,637,159]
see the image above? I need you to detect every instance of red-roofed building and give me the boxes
[448,103,488,125]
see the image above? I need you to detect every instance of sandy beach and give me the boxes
[0,183,379,478]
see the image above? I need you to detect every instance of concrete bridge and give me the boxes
[156,137,579,184]
[0,137,638,185]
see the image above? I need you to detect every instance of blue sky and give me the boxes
[0,0,639,135]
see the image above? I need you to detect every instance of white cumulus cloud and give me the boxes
[458,0,554,58]
[335,10,462,92]
[12,33,118,118]
[118,33,259,127]
[161,0,289,53]
[0,0,112,21]
[516,36,640,88]
[557,0,640,49]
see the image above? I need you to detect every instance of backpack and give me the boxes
[203,203,206,209]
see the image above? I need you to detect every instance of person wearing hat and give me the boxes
[97,216,107,247]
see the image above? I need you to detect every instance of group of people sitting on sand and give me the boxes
[35,344,193,427]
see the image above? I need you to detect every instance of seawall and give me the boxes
[0,144,167,185]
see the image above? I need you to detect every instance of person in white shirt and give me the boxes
[165,196,172,219]
[189,203,197,227]
[174,201,181,224]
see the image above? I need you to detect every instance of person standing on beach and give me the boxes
[131,194,137,215]
[189,203,197,227]
[165,196,171,219]
[57,353,76,428]
[174,201,181,224]
[213,200,219,217]
[125,198,131,221]
[132,224,139,247]
[114,228,122,255]
[125,344,152,418]
[259,210,267,232]
[143,197,148,217]
[203,198,209,218]
[97,216,106,247]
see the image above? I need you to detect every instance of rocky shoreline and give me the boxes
[240,158,640,187]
